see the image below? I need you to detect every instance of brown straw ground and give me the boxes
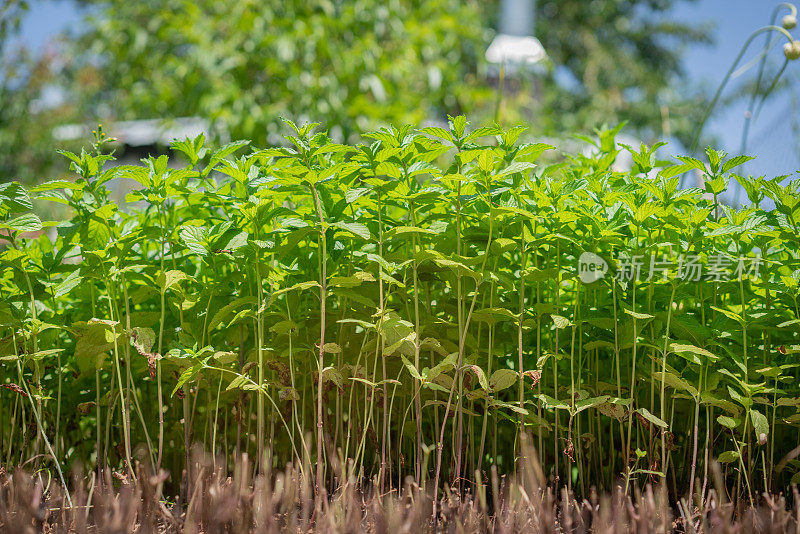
[2,440,799,533]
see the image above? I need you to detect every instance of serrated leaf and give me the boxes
[401,355,423,381]
[637,408,668,429]
[1,213,43,233]
[625,309,655,320]
[157,270,193,293]
[213,351,237,364]
[179,226,210,256]
[322,342,341,354]
[271,280,321,298]
[321,367,344,390]
[172,364,201,396]
[721,155,754,173]
[129,327,156,356]
[670,343,718,363]
[472,307,518,323]
[717,415,739,429]
[30,180,82,192]
[575,395,611,414]
[384,226,438,239]
[330,271,375,288]
[717,450,740,464]
[491,400,529,415]
[55,270,83,298]
[653,371,699,399]
[496,161,535,178]
[711,306,743,324]
[750,408,769,439]
[551,315,572,329]
[467,365,489,391]
[331,220,371,240]
[226,375,253,391]
[419,126,453,142]
[0,181,33,214]
[345,187,371,204]
[537,394,570,410]
[488,369,518,392]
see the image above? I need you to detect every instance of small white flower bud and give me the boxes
[783,14,798,30]
[784,40,800,61]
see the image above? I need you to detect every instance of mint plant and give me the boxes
[1,118,800,518]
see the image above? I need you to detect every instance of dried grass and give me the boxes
[2,439,798,533]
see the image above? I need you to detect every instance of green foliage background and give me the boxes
[1,0,709,184]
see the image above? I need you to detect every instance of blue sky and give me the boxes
[669,0,800,192]
[14,0,800,190]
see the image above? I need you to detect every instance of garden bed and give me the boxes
[1,118,799,530]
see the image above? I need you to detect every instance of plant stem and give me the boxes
[310,183,328,496]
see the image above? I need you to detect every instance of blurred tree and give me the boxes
[1,1,28,52]
[533,0,711,143]
[1,1,83,185]
[64,0,708,146]
[63,0,494,145]
[2,0,713,184]
[0,48,65,184]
